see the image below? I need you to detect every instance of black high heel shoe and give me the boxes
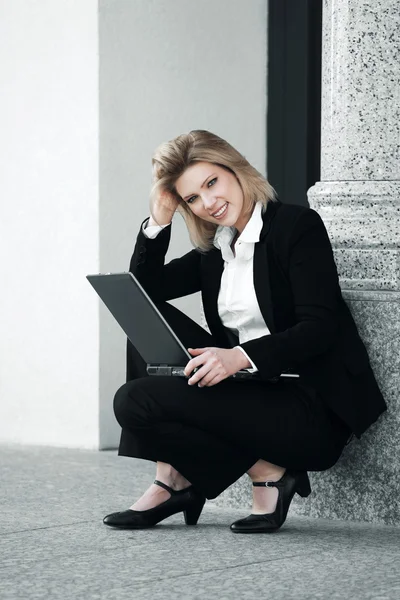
[230,470,311,534]
[103,479,206,529]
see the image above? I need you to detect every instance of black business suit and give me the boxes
[113,199,387,499]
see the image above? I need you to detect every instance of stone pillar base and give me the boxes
[290,288,400,525]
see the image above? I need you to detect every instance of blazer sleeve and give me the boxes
[129,217,202,302]
[239,209,341,381]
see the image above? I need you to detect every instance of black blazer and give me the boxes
[130,199,387,438]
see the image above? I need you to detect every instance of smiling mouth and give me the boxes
[212,202,228,218]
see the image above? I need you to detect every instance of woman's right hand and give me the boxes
[149,185,180,227]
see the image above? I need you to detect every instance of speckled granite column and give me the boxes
[207,0,400,525]
[297,0,400,525]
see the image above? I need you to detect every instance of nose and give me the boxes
[201,192,218,213]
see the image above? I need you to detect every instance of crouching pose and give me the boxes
[103,129,386,533]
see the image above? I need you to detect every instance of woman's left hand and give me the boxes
[184,347,250,388]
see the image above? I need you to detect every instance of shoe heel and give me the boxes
[183,498,205,525]
[296,472,311,498]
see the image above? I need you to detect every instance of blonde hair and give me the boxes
[150,129,277,253]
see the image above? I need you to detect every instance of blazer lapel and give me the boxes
[251,199,281,334]
[253,239,276,334]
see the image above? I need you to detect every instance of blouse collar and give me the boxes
[213,201,264,261]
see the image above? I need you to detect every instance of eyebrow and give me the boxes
[182,174,215,200]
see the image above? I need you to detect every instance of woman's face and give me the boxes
[175,162,249,232]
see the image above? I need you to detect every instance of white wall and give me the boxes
[0,1,100,447]
[0,0,267,450]
[98,0,268,448]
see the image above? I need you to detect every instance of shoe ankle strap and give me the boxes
[153,479,176,494]
[253,481,279,488]
[253,478,289,489]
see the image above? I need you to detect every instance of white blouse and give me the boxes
[141,202,272,372]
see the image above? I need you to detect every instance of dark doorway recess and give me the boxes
[267,0,322,206]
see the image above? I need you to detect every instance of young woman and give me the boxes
[103,130,386,533]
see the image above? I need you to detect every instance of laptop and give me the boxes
[86,271,299,382]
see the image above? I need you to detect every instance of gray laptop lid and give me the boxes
[86,272,191,365]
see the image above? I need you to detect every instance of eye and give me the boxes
[186,178,217,204]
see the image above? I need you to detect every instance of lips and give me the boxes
[211,202,228,218]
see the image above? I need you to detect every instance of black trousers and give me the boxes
[114,302,351,500]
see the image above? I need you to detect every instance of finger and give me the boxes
[200,371,223,388]
[184,357,204,377]
[185,349,200,371]
[198,366,225,387]
[185,350,213,377]
[188,364,210,385]
[184,360,194,377]
[185,350,206,375]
